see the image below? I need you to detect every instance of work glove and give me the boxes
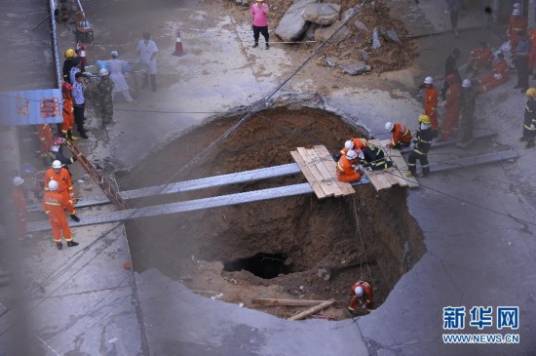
[70,214,80,223]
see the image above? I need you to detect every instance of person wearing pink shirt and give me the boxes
[250,0,270,49]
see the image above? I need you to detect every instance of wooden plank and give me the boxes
[297,147,333,197]
[288,300,335,321]
[314,145,355,196]
[252,298,330,307]
[303,147,339,197]
[291,150,327,199]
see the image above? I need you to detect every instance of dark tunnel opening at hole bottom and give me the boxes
[223,252,293,279]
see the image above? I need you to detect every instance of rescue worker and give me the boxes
[467,42,493,74]
[478,52,509,93]
[442,48,461,99]
[336,149,362,183]
[339,137,368,159]
[72,71,88,138]
[108,50,133,102]
[514,31,530,93]
[529,28,536,77]
[385,121,412,149]
[95,68,114,127]
[37,124,54,157]
[521,87,536,148]
[347,280,373,314]
[508,7,528,53]
[11,176,27,239]
[361,143,392,171]
[62,48,77,84]
[422,76,439,133]
[42,180,80,250]
[48,137,77,167]
[408,114,434,177]
[137,32,159,92]
[44,160,77,214]
[61,81,75,140]
[458,79,477,147]
[441,73,461,141]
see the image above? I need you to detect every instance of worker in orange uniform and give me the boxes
[422,76,439,133]
[340,137,368,156]
[385,121,412,148]
[61,81,76,140]
[528,28,536,77]
[478,52,509,93]
[347,280,374,314]
[467,42,493,75]
[43,161,78,220]
[508,7,528,54]
[11,176,28,239]
[42,180,80,250]
[441,73,462,141]
[336,149,362,183]
[37,124,54,157]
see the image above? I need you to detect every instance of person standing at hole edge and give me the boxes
[408,114,434,177]
[44,160,77,214]
[137,32,159,92]
[521,87,536,148]
[72,72,89,139]
[457,79,477,148]
[347,280,374,314]
[42,180,80,250]
[445,0,462,38]
[385,121,412,149]
[336,149,363,183]
[250,0,270,50]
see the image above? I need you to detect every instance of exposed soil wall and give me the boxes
[122,106,425,320]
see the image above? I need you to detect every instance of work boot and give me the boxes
[408,166,417,177]
[527,140,535,149]
[520,135,527,142]
[422,167,430,177]
[67,241,79,248]
[56,242,63,250]
[252,42,258,48]
[265,43,270,50]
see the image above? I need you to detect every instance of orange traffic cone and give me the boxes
[173,30,184,56]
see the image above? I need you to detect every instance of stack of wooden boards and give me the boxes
[364,139,419,191]
[290,145,355,199]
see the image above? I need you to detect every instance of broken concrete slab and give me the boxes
[302,3,341,26]
[275,0,319,41]
[314,20,350,42]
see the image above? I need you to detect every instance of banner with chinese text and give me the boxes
[0,89,63,126]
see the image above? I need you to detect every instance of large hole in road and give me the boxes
[121,106,426,320]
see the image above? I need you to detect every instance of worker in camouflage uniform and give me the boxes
[95,68,114,127]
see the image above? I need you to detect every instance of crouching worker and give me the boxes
[408,114,434,177]
[42,180,80,250]
[347,280,374,315]
[385,121,412,149]
[336,149,362,183]
[362,143,392,170]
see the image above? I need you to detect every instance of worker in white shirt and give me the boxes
[136,32,159,92]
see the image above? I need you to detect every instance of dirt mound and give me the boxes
[122,106,425,320]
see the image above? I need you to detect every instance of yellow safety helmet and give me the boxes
[526,87,536,97]
[418,114,431,125]
[64,48,76,59]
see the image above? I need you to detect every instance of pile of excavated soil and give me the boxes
[122,107,425,320]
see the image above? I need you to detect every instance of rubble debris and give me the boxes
[342,62,372,76]
[383,28,402,44]
[314,20,350,42]
[302,3,341,26]
[342,6,360,23]
[372,27,381,49]
[353,19,370,33]
[325,56,338,67]
[275,0,319,41]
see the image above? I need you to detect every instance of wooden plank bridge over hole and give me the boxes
[27,143,519,232]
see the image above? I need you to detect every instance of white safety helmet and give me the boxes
[99,68,109,76]
[12,176,24,186]
[354,286,364,297]
[513,8,521,16]
[424,76,433,85]
[385,121,394,132]
[462,79,471,88]
[346,149,358,160]
[344,140,354,151]
[52,160,62,169]
[513,2,521,9]
[48,180,59,191]
[50,145,60,153]
[110,50,119,58]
